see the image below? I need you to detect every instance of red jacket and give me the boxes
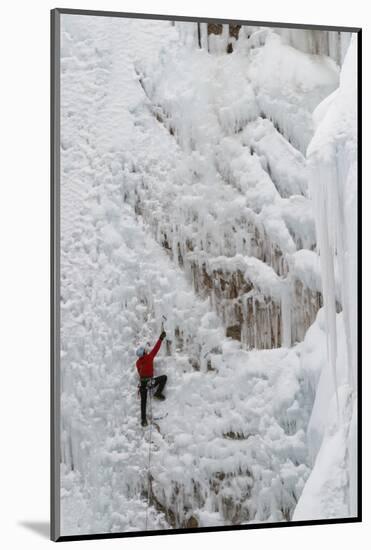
[136,338,163,379]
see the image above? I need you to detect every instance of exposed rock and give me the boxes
[223,431,252,440]
[208,23,223,36]
[226,325,241,341]
[229,25,241,40]
[185,515,199,528]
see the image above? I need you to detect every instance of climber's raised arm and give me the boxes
[147,331,166,360]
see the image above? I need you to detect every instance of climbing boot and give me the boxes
[153,393,165,401]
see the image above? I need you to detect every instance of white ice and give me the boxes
[59,15,358,534]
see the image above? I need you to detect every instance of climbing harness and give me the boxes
[137,377,157,397]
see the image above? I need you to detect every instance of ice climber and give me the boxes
[136,331,167,427]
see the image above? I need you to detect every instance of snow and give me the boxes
[293,385,354,520]
[246,32,339,154]
[288,250,322,294]
[241,117,308,198]
[58,13,358,535]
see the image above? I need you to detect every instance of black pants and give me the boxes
[140,375,167,422]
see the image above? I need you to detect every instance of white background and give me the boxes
[0,0,368,548]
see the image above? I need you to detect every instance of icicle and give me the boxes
[281,275,291,348]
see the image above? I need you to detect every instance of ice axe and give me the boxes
[161,315,167,333]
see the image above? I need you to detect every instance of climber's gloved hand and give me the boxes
[160,331,167,341]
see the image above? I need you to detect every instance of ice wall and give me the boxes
[246,32,339,154]
[128,27,338,350]
[275,29,352,66]
[59,15,356,533]
[294,35,358,520]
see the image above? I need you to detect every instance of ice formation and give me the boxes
[59,15,358,535]
[293,35,358,521]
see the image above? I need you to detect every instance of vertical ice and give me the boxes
[294,35,358,520]
[307,35,357,399]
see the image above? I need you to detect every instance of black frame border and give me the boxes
[51,7,362,543]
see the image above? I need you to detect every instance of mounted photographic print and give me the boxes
[51,8,361,542]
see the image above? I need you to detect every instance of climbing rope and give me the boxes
[145,383,153,530]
